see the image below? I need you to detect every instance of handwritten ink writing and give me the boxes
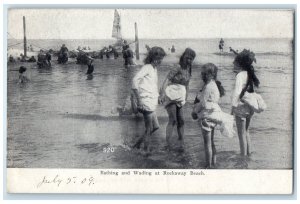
[37,175,63,188]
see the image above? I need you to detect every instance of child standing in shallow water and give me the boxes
[160,48,196,151]
[231,49,265,157]
[192,63,234,168]
[18,66,29,83]
[131,47,166,153]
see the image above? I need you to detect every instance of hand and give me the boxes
[231,107,236,115]
[158,94,165,105]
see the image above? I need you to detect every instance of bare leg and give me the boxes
[202,128,213,168]
[176,106,185,150]
[211,128,217,166]
[166,104,177,147]
[143,112,153,152]
[151,112,159,134]
[176,106,184,141]
[132,111,153,150]
[245,116,252,156]
[236,116,247,156]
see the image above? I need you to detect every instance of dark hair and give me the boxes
[143,46,166,64]
[19,66,27,74]
[234,49,260,98]
[201,63,225,97]
[179,48,196,75]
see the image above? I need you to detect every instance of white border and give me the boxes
[1,0,298,202]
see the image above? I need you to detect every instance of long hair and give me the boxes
[143,46,166,64]
[234,49,260,98]
[202,63,225,97]
[179,48,196,76]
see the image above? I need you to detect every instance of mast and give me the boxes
[135,22,139,60]
[23,16,27,57]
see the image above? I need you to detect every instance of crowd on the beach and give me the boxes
[10,39,266,168]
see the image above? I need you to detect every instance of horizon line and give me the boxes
[8,37,293,40]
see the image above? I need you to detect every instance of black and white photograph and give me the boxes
[5,7,295,194]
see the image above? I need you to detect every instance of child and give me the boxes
[160,48,196,151]
[192,63,234,168]
[231,49,266,157]
[131,47,166,153]
[85,57,94,80]
[18,66,29,83]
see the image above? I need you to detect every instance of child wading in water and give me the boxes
[231,49,265,157]
[132,47,166,153]
[86,56,94,80]
[192,63,234,168]
[18,66,29,83]
[160,48,196,151]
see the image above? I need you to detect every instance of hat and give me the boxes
[234,49,256,68]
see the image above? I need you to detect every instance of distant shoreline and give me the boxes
[7,37,294,41]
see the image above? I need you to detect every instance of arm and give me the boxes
[158,76,170,104]
[231,73,244,114]
[159,68,179,103]
[132,66,150,105]
[185,83,189,101]
[229,47,238,55]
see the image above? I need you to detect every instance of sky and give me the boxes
[7,9,294,39]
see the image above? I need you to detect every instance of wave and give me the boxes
[256,51,292,56]
[212,51,292,57]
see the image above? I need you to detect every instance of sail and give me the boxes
[112,9,122,39]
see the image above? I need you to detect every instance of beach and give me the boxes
[7,38,293,169]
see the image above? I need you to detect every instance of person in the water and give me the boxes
[108,45,118,59]
[122,41,134,66]
[231,49,262,157]
[132,46,166,153]
[27,56,37,63]
[219,38,224,52]
[171,45,176,53]
[160,48,196,151]
[58,44,69,64]
[18,66,29,83]
[191,63,229,168]
[37,50,51,68]
[86,57,94,75]
[8,55,16,63]
[46,51,52,66]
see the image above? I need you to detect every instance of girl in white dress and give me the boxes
[192,63,233,168]
[132,47,166,153]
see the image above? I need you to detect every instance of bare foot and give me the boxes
[151,127,159,134]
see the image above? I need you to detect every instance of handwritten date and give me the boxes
[37,175,95,188]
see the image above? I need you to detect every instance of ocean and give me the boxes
[7,38,294,169]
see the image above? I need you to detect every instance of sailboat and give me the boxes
[112,9,124,52]
[111,9,140,60]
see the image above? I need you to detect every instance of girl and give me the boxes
[231,49,262,157]
[132,47,166,153]
[18,66,29,83]
[160,48,196,151]
[192,63,233,168]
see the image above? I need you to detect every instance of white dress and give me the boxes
[132,64,159,112]
[193,80,235,138]
[232,71,266,117]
